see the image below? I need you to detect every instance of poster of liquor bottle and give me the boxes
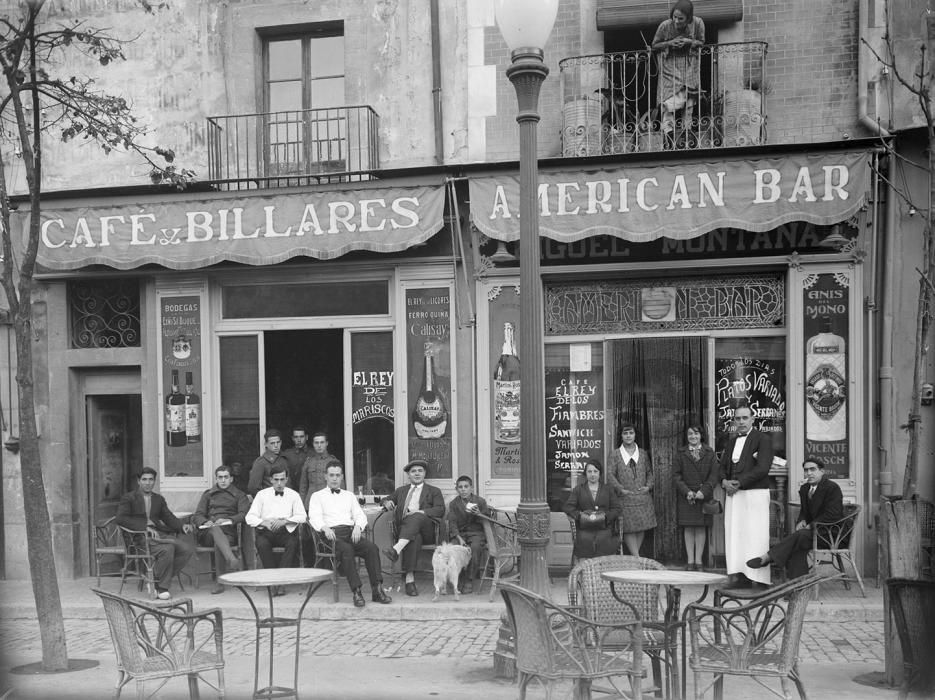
[160,295,204,478]
[406,287,452,479]
[489,285,521,478]
[802,272,850,479]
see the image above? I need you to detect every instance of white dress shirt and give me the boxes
[308,488,368,531]
[245,486,307,532]
[405,483,424,513]
[731,433,748,463]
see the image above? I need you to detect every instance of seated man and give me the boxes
[192,465,250,594]
[747,457,844,580]
[446,475,489,594]
[245,465,307,596]
[115,467,194,600]
[308,462,393,607]
[381,459,445,597]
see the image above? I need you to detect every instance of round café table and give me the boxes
[218,567,332,699]
[602,569,727,700]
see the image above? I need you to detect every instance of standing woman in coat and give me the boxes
[673,424,719,570]
[607,422,656,556]
[563,459,621,559]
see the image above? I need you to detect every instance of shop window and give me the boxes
[261,23,346,177]
[222,280,388,319]
[68,279,141,349]
[219,335,260,485]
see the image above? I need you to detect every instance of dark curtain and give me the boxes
[610,337,707,561]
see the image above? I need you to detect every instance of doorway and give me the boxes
[87,394,143,525]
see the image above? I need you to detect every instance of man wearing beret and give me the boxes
[381,459,445,596]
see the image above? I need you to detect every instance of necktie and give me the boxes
[404,486,417,512]
[808,485,816,499]
[330,488,341,494]
[274,491,284,497]
[628,458,637,476]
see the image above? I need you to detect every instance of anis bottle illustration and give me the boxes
[165,369,186,447]
[184,371,201,443]
[412,342,448,439]
[805,317,846,441]
[493,321,521,444]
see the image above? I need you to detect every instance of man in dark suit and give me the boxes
[115,467,194,599]
[747,457,843,579]
[719,405,774,589]
[381,459,445,596]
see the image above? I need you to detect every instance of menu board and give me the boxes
[160,295,204,478]
[714,356,787,457]
[802,273,850,478]
[405,287,453,479]
[545,368,605,478]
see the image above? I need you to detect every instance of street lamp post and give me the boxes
[494,0,558,599]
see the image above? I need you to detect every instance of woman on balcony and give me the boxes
[652,0,705,149]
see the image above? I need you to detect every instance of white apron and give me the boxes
[724,488,771,584]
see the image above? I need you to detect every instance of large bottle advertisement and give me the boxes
[489,285,521,478]
[160,295,204,478]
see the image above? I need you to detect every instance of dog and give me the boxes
[431,542,472,602]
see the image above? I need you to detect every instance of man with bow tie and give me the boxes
[245,465,307,594]
[446,475,489,594]
[746,457,843,579]
[381,459,445,596]
[718,405,774,589]
[308,461,392,607]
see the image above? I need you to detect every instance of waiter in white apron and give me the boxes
[719,405,774,589]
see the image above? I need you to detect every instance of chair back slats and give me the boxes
[568,554,665,625]
[500,584,558,673]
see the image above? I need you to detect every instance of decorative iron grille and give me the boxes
[545,273,785,335]
[68,279,141,348]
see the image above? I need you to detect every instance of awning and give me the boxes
[470,150,871,244]
[31,183,446,271]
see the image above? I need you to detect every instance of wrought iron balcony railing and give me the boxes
[559,41,768,156]
[206,105,380,190]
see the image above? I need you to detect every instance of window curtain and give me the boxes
[610,337,707,561]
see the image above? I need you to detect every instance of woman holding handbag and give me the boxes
[673,424,719,570]
[563,459,621,559]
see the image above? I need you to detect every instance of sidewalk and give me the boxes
[0,572,895,699]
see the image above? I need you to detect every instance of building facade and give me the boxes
[0,0,930,579]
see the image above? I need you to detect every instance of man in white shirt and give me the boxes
[308,463,392,608]
[245,465,307,595]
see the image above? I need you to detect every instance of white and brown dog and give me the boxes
[431,542,472,601]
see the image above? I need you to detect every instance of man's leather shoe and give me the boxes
[405,582,418,596]
[156,587,171,600]
[211,584,225,595]
[383,547,399,562]
[746,556,770,569]
[372,587,393,604]
[722,575,747,590]
[352,588,366,608]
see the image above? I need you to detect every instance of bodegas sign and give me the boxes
[30,184,446,270]
[470,150,870,242]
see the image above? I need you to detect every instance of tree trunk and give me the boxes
[14,305,68,671]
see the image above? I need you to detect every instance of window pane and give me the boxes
[269,81,303,112]
[351,331,395,497]
[223,281,389,319]
[268,39,302,80]
[310,35,344,78]
[219,335,260,489]
[310,77,345,108]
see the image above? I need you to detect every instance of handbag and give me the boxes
[701,499,723,515]
[579,510,607,530]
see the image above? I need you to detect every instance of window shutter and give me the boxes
[596,0,743,30]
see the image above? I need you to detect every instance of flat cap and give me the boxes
[403,459,429,473]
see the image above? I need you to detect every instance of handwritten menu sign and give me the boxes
[405,287,453,479]
[545,369,605,478]
[715,357,787,458]
[160,295,204,478]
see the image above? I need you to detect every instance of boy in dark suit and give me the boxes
[747,457,844,579]
[115,467,194,599]
[381,459,445,596]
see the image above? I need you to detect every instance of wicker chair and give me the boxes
[685,572,824,700]
[479,514,520,602]
[567,555,674,697]
[116,525,157,598]
[500,581,643,699]
[810,503,866,596]
[373,509,444,586]
[95,517,125,586]
[193,523,242,588]
[310,526,367,603]
[92,587,225,699]
[886,578,935,699]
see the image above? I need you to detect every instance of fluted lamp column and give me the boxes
[494,0,558,598]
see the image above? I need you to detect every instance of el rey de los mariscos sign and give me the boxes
[470,150,871,243]
[27,184,446,270]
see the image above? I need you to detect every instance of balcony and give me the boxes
[206,105,380,191]
[559,41,767,156]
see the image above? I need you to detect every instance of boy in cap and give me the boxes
[381,459,445,596]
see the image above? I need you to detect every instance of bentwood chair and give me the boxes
[117,525,157,598]
[92,587,225,699]
[500,581,644,699]
[567,555,673,697]
[810,504,866,596]
[310,527,367,603]
[685,573,824,700]
[95,517,126,586]
[886,578,935,699]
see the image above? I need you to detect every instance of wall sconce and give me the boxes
[3,436,20,454]
[922,382,934,406]
[488,240,518,264]
[908,205,917,217]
